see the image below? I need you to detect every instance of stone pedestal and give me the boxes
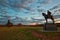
[44,23,57,31]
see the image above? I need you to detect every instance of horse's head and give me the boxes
[42,13,46,16]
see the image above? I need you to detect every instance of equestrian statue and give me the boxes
[42,10,54,24]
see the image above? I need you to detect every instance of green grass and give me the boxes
[0,27,60,40]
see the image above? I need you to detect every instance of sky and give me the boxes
[0,0,60,25]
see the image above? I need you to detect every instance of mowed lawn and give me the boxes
[0,27,60,40]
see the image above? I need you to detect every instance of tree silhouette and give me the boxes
[6,20,13,27]
[6,16,13,26]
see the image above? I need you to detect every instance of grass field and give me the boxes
[0,27,60,40]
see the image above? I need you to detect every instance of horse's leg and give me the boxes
[53,19,54,24]
[51,17,54,24]
[46,19,47,24]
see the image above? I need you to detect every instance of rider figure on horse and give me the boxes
[42,10,54,24]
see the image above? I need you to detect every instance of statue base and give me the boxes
[43,23,57,31]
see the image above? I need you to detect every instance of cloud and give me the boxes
[0,0,60,25]
[0,17,8,25]
[54,9,60,14]
[37,8,45,12]
[53,15,60,19]
[49,4,60,11]
[37,0,51,4]
[0,0,34,11]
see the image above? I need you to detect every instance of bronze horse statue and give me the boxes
[42,10,54,24]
